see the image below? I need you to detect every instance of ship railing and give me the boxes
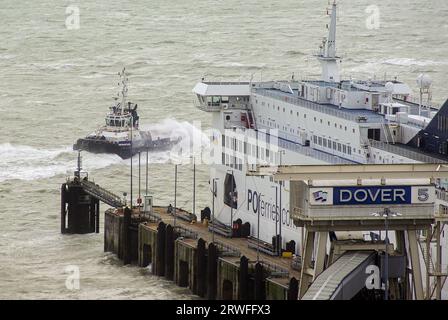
[193,99,221,111]
[291,207,308,222]
[368,139,445,164]
[278,139,354,165]
[436,204,448,220]
[255,88,368,122]
[394,96,441,110]
[436,189,448,202]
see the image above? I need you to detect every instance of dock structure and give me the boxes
[61,152,124,234]
[249,163,448,300]
[61,158,447,300]
[103,205,300,300]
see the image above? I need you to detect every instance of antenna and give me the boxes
[75,150,82,179]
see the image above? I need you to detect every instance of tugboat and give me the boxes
[74,68,178,159]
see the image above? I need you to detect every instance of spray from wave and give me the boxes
[0,143,122,182]
[0,119,210,182]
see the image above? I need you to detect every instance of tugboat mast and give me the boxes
[117,68,129,113]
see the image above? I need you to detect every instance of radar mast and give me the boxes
[316,1,340,83]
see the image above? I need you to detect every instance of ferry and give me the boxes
[192,1,448,260]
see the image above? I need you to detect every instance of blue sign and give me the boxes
[333,186,412,205]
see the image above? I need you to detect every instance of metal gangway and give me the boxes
[302,251,376,300]
[80,180,124,208]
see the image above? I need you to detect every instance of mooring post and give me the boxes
[95,199,100,234]
[60,183,67,234]
[89,197,96,233]
[196,238,207,297]
[288,277,299,300]
[156,221,166,276]
[254,262,265,300]
[207,242,218,300]
[123,207,132,265]
[165,224,175,280]
[238,255,249,300]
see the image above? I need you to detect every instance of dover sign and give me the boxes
[310,185,435,206]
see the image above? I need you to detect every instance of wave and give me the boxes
[0,119,210,182]
[381,58,444,67]
[0,143,122,182]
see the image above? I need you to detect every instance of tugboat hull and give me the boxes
[73,137,175,159]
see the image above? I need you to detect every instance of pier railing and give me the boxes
[214,240,241,257]
[257,261,289,278]
[174,225,198,240]
[80,180,124,207]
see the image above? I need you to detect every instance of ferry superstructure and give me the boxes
[192,2,448,259]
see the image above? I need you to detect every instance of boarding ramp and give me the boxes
[80,180,124,208]
[302,251,376,300]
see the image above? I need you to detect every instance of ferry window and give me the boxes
[290,110,293,115]
[318,137,322,146]
[323,138,327,147]
[297,112,299,116]
[244,142,247,154]
[222,134,225,147]
[283,108,285,112]
[313,136,317,144]
[333,141,336,149]
[266,149,269,158]
[343,145,347,153]
[304,114,306,118]
[314,117,316,122]
[328,121,330,126]
[222,153,225,165]
[340,125,342,129]
[320,119,323,124]
[353,128,355,133]
[344,126,347,131]
[359,149,361,154]
[278,106,280,111]
[334,123,337,128]
[338,143,341,152]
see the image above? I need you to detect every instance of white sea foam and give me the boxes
[0,143,121,182]
[0,120,209,181]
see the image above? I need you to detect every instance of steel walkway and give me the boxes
[302,251,376,300]
[80,180,124,208]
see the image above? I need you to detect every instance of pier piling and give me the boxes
[156,222,166,276]
[165,224,175,280]
[196,238,207,297]
[207,243,218,300]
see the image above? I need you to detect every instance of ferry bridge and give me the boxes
[248,163,448,300]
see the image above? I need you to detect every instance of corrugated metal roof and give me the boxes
[302,251,376,300]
